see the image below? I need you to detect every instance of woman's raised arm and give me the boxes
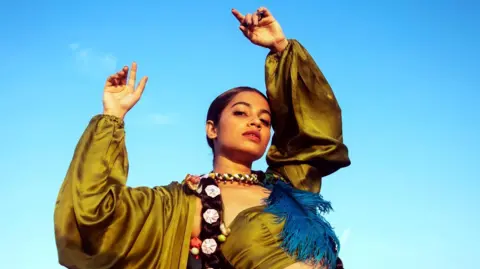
[264,39,351,192]
[54,64,195,268]
[231,7,350,192]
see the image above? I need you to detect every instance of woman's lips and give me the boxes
[242,130,261,143]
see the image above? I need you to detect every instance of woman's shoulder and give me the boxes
[132,175,196,204]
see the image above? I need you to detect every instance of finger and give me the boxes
[252,12,259,26]
[118,66,128,83]
[239,25,248,36]
[117,72,126,85]
[241,17,247,27]
[127,62,137,90]
[105,76,114,87]
[116,66,128,77]
[118,66,128,74]
[231,8,244,23]
[257,7,272,17]
[133,76,148,100]
[238,26,253,40]
[107,74,117,85]
[106,79,118,87]
[113,76,120,86]
[245,13,253,27]
[105,65,127,87]
[120,68,128,84]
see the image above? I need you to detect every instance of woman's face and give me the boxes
[207,91,272,163]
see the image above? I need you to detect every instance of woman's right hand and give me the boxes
[103,62,148,119]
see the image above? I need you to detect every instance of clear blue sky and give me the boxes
[1,1,478,268]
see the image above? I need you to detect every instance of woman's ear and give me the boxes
[206,120,218,140]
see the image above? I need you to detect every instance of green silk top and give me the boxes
[54,39,350,269]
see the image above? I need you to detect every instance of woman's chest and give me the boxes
[191,185,270,237]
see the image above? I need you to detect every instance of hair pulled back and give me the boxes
[205,86,268,155]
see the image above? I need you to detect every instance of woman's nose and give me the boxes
[248,117,262,128]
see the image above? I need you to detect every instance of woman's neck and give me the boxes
[213,155,252,175]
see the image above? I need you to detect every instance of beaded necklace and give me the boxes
[207,171,287,185]
[208,172,259,184]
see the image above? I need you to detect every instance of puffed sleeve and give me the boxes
[54,114,195,269]
[265,39,351,192]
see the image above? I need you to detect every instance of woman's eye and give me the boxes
[261,119,271,126]
[234,111,247,116]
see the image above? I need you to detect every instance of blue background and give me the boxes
[1,1,478,268]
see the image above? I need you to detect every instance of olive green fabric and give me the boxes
[265,39,351,193]
[54,115,196,269]
[222,206,295,269]
[54,39,349,269]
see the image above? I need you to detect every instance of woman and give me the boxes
[54,7,350,269]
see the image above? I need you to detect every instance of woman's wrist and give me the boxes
[270,38,289,53]
[103,110,125,120]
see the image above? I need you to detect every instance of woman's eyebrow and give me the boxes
[231,101,271,116]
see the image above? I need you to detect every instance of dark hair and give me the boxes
[206,86,268,154]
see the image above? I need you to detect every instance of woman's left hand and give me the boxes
[232,7,288,52]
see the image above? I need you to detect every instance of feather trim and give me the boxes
[263,180,340,269]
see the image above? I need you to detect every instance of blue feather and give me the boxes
[262,180,340,269]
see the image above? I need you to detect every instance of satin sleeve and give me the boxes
[265,39,351,192]
[54,114,195,269]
